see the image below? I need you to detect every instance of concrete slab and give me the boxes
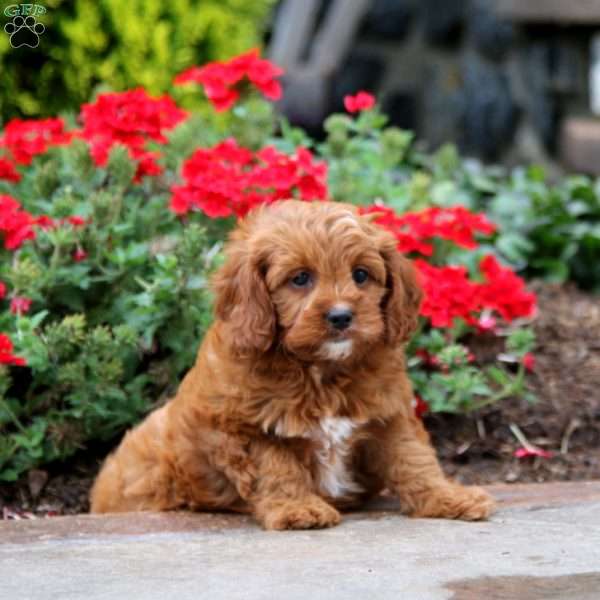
[1,482,599,600]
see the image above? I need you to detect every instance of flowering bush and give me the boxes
[0,50,547,481]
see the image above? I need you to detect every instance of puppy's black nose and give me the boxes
[326,307,353,330]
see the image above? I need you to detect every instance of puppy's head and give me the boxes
[212,201,422,362]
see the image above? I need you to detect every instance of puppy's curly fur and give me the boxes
[90,200,495,529]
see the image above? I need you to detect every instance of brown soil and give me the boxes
[430,282,600,485]
[1,283,599,519]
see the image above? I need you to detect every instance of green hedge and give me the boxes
[0,0,275,120]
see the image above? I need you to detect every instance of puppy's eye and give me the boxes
[291,271,312,288]
[352,268,369,285]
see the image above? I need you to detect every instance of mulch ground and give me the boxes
[1,282,599,519]
[431,281,600,485]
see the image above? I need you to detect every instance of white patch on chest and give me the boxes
[304,417,363,498]
[320,340,353,361]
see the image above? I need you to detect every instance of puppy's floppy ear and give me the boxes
[379,236,423,345]
[212,240,276,354]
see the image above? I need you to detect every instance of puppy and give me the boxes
[90,200,495,529]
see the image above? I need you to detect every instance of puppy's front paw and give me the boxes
[260,496,341,531]
[408,484,495,521]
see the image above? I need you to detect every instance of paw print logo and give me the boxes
[4,15,45,48]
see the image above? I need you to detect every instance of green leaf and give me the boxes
[495,233,534,264]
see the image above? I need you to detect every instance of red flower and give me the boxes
[415,256,536,328]
[0,333,25,366]
[174,49,284,112]
[360,206,435,255]
[0,194,36,250]
[414,260,481,328]
[361,205,495,255]
[10,296,32,315]
[0,282,5,299]
[412,395,429,419]
[0,195,60,250]
[522,353,535,372]
[0,118,73,165]
[66,215,87,227]
[478,255,536,321]
[367,205,534,329]
[420,206,496,249]
[73,247,88,262]
[80,89,187,182]
[0,157,21,182]
[344,91,376,113]
[34,215,57,230]
[514,447,553,459]
[171,139,327,218]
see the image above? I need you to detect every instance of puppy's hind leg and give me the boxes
[90,406,178,513]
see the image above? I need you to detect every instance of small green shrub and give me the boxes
[1,137,221,480]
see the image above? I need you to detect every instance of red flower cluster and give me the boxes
[0,194,38,250]
[365,204,534,328]
[174,48,284,112]
[0,157,21,183]
[415,256,536,328]
[0,333,25,366]
[10,296,32,315]
[344,91,376,114]
[0,118,73,165]
[478,255,537,322]
[362,205,496,256]
[80,89,187,181]
[361,206,434,255]
[0,194,86,251]
[171,138,327,218]
[415,260,481,327]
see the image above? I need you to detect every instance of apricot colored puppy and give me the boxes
[90,200,495,529]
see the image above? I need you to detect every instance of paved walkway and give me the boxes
[1,481,599,600]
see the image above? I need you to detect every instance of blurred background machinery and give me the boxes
[269,0,600,173]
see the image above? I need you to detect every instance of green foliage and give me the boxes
[0,137,220,480]
[483,169,600,291]
[0,0,275,119]
[407,329,535,414]
[0,316,145,481]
